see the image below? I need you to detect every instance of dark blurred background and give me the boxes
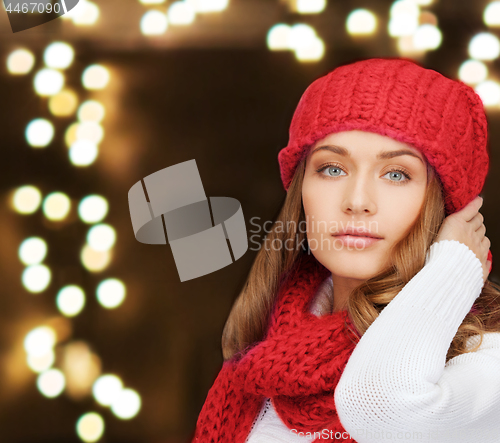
[1,0,499,442]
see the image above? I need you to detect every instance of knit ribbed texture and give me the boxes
[191,253,359,443]
[277,57,490,217]
[245,240,500,443]
[333,239,500,442]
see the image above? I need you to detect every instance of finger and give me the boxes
[482,236,491,250]
[459,196,483,222]
[470,212,484,231]
[476,224,486,237]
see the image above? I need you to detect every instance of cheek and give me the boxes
[386,197,424,241]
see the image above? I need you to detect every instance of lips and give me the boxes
[333,228,383,239]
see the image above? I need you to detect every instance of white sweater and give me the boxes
[245,240,500,442]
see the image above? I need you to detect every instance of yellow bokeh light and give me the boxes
[11,185,42,214]
[76,412,105,443]
[65,123,79,148]
[49,89,79,117]
[62,341,102,399]
[78,101,105,123]
[43,192,71,221]
[82,65,110,90]
[81,245,111,272]
[76,122,104,144]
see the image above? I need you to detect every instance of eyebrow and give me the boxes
[311,144,424,165]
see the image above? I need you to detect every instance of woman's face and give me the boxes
[302,130,428,283]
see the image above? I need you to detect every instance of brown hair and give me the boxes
[221,157,500,363]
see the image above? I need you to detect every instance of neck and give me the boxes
[331,274,363,312]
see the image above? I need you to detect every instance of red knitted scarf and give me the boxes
[191,252,360,442]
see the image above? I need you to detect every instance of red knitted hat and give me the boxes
[278,57,493,268]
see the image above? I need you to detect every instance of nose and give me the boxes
[341,173,377,215]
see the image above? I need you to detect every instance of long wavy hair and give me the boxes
[221,156,500,363]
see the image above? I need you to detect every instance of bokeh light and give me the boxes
[37,369,66,398]
[82,65,110,90]
[76,122,104,144]
[110,388,141,419]
[168,1,196,25]
[12,185,42,214]
[140,10,168,35]
[69,140,99,166]
[81,245,111,272]
[44,42,75,69]
[87,224,116,251]
[78,195,109,224]
[78,101,106,123]
[25,118,55,148]
[71,0,100,26]
[34,68,65,96]
[475,80,500,106]
[413,24,442,50]
[458,60,488,84]
[469,32,500,60]
[96,279,126,309]
[24,326,56,357]
[43,192,71,221]
[93,374,123,406]
[56,285,86,317]
[76,413,105,443]
[346,9,377,35]
[484,1,500,27]
[19,237,48,265]
[49,90,79,117]
[267,24,291,50]
[7,48,35,74]
[22,265,52,293]
[296,0,326,14]
[27,349,55,373]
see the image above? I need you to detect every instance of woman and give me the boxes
[190,57,500,443]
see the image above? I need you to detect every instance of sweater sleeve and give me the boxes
[333,239,500,443]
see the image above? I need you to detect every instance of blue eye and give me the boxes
[324,166,344,177]
[316,163,412,185]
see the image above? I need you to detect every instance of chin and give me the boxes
[315,252,384,280]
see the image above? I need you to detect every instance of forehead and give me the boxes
[309,130,424,159]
